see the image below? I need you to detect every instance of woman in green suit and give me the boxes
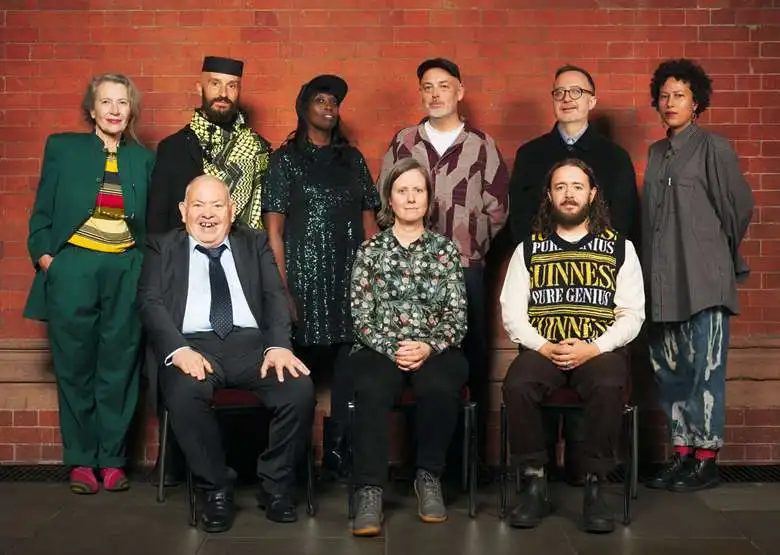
[24,73,154,494]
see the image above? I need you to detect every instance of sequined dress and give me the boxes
[263,141,380,346]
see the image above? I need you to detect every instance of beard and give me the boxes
[552,201,590,227]
[200,92,239,125]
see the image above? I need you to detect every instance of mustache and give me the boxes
[210,96,233,106]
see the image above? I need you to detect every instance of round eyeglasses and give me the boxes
[551,86,594,101]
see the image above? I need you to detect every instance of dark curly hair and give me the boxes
[650,58,712,116]
[532,158,611,237]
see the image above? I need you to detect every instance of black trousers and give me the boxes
[294,342,352,430]
[160,329,315,493]
[502,349,628,477]
[462,267,488,459]
[351,347,469,487]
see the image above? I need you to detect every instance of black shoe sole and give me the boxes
[645,480,671,490]
[668,479,720,493]
[580,519,615,534]
[200,519,233,533]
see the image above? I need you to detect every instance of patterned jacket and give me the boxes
[378,119,509,268]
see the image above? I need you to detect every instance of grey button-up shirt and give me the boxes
[642,123,754,323]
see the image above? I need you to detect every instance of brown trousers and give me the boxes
[502,348,628,476]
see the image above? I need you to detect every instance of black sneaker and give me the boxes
[646,453,694,489]
[668,457,719,493]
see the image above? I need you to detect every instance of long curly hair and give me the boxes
[532,158,611,237]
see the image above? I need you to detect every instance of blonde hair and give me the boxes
[81,73,142,143]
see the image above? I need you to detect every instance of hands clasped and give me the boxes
[539,338,600,371]
[395,340,433,372]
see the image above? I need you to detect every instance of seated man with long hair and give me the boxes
[501,159,644,534]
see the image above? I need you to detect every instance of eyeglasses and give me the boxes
[551,86,594,101]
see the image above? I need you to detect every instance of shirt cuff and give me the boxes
[263,346,285,356]
[165,346,190,366]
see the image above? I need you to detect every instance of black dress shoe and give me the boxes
[201,489,235,533]
[668,457,719,493]
[581,475,614,534]
[509,474,551,529]
[256,489,298,523]
[646,453,693,490]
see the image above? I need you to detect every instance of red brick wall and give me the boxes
[2,1,780,466]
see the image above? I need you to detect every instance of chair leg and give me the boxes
[347,400,356,520]
[468,402,478,518]
[499,403,508,520]
[186,466,197,527]
[622,406,631,526]
[306,440,316,516]
[156,409,170,504]
[632,405,639,500]
[462,403,471,494]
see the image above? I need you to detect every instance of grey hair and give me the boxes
[81,73,142,143]
[376,157,433,229]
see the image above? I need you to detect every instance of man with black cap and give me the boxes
[146,56,273,488]
[147,55,272,234]
[377,57,509,473]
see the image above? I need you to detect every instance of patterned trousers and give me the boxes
[648,307,729,450]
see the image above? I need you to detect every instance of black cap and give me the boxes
[202,56,244,77]
[417,58,461,81]
[295,74,348,117]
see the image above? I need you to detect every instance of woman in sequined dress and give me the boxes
[263,74,379,476]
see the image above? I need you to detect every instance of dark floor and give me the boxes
[0,478,779,555]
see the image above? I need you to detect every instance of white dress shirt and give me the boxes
[165,236,260,364]
[500,236,645,354]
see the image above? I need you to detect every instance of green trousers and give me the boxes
[46,245,142,468]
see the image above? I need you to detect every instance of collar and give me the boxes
[557,123,588,146]
[549,123,596,151]
[667,122,699,153]
[189,235,231,253]
[91,131,128,151]
[381,227,431,249]
[417,116,472,142]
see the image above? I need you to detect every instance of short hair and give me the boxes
[532,158,611,237]
[554,64,596,94]
[650,58,712,116]
[376,158,433,229]
[81,73,142,143]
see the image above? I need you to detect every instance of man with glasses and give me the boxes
[507,64,639,486]
[509,65,639,246]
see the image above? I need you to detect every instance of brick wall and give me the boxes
[1,1,780,466]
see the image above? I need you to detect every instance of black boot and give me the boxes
[201,488,236,533]
[322,417,348,479]
[645,452,693,490]
[668,457,719,492]
[581,474,614,533]
[509,473,552,529]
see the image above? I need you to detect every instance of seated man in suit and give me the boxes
[138,175,314,533]
[500,159,644,534]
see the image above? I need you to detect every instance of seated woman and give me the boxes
[348,157,469,537]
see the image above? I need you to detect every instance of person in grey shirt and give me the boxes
[642,59,754,493]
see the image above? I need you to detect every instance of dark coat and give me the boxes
[137,225,292,412]
[24,132,154,321]
[508,124,639,246]
[146,126,204,235]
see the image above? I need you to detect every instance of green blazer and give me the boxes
[24,132,155,321]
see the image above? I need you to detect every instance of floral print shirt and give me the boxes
[350,228,468,360]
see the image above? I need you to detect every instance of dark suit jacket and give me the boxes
[24,132,155,321]
[137,225,292,410]
[508,124,639,246]
[147,126,204,235]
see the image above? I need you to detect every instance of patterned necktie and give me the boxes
[195,244,233,339]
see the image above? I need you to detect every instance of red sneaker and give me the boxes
[69,466,99,495]
[100,467,130,492]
